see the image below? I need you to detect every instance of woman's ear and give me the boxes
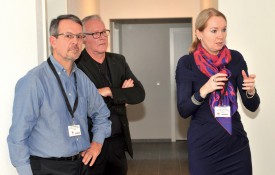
[195,29,202,40]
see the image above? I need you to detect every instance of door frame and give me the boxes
[169,27,192,141]
[110,18,192,141]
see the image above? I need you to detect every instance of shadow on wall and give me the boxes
[242,106,260,120]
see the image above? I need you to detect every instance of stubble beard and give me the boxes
[66,45,81,61]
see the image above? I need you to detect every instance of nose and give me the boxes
[220,30,227,38]
[98,34,105,40]
[216,32,223,40]
[71,36,78,43]
[72,36,83,44]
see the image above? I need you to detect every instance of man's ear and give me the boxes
[49,35,57,48]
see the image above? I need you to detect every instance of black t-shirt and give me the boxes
[95,59,122,136]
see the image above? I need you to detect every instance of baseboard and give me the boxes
[131,139,171,143]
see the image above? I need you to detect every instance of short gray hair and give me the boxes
[82,15,103,32]
[49,14,82,36]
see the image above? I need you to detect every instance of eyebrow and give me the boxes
[209,26,227,29]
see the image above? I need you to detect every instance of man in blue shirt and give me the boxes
[7,14,111,175]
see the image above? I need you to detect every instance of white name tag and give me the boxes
[214,106,231,118]
[68,125,81,137]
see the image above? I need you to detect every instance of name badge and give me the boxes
[68,125,82,137]
[214,106,231,118]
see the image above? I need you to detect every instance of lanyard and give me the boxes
[47,58,78,119]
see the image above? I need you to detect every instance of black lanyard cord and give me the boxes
[47,58,78,119]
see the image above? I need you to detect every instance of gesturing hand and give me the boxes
[200,73,228,98]
[242,70,256,95]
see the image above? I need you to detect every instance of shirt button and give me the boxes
[68,93,71,96]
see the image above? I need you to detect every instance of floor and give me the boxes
[127,141,190,175]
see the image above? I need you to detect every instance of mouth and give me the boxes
[69,46,80,54]
[98,42,106,46]
[216,42,224,46]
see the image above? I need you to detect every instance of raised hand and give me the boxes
[199,73,228,98]
[242,70,256,95]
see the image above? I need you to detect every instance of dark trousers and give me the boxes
[81,136,128,175]
[30,156,83,175]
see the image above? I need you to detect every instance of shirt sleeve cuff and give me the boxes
[92,123,111,144]
[92,132,106,144]
[16,164,33,175]
[194,91,204,102]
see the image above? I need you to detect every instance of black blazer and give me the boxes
[76,49,145,157]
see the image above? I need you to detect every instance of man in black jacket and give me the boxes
[76,15,145,175]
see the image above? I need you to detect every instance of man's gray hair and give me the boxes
[82,15,103,32]
[49,14,82,36]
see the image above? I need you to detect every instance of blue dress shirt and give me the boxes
[7,56,111,175]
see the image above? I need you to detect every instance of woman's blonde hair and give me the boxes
[189,8,227,53]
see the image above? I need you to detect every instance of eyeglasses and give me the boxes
[54,33,86,40]
[85,30,110,39]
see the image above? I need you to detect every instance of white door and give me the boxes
[170,28,192,141]
[111,21,192,140]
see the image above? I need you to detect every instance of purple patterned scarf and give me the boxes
[194,44,238,134]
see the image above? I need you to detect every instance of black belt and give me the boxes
[30,154,81,161]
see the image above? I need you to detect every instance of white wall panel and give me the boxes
[0,0,43,174]
[220,1,275,174]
